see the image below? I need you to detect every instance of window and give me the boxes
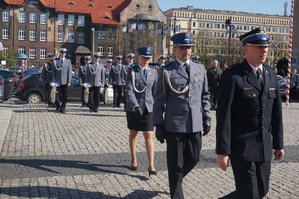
[107,46,114,56]
[78,15,85,27]
[97,30,106,40]
[40,48,46,59]
[29,12,36,23]
[18,47,25,54]
[2,28,9,39]
[40,30,47,41]
[67,32,74,43]
[40,13,47,24]
[97,46,104,56]
[29,29,36,41]
[68,15,74,26]
[18,29,26,40]
[57,14,64,25]
[2,10,9,22]
[29,48,36,59]
[78,32,85,44]
[57,32,64,42]
[2,46,8,57]
[19,12,26,23]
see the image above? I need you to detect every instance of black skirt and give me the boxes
[126,110,154,131]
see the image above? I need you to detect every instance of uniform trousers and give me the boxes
[166,132,202,199]
[88,86,100,109]
[230,157,271,199]
[81,86,86,106]
[56,84,68,110]
[44,82,51,105]
[112,85,123,106]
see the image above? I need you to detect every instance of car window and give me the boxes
[0,70,17,78]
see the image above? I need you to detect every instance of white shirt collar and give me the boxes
[176,58,190,66]
[248,62,263,73]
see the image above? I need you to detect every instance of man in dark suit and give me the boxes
[153,32,211,199]
[216,27,285,199]
[207,59,222,110]
[52,48,72,113]
[41,53,54,108]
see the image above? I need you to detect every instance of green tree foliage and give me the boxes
[0,49,18,68]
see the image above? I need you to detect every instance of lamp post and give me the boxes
[91,27,95,55]
[225,18,233,65]
[172,15,180,35]
[272,43,279,68]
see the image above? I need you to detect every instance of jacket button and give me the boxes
[262,105,266,108]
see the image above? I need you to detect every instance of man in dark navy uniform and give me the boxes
[216,28,285,199]
[153,32,211,199]
[41,53,54,108]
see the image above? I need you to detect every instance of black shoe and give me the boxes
[148,170,157,176]
[56,107,60,112]
[117,104,121,108]
[89,108,93,112]
[60,108,66,113]
[94,108,98,113]
[130,165,138,171]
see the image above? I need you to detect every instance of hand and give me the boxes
[274,149,285,160]
[67,83,71,87]
[155,125,166,144]
[133,106,143,118]
[203,117,211,136]
[216,154,229,171]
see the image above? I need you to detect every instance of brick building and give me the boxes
[0,0,166,71]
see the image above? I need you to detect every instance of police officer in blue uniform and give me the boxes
[52,48,72,113]
[125,46,157,175]
[157,54,167,69]
[153,32,211,199]
[87,52,104,112]
[41,53,54,108]
[109,55,125,108]
[216,28,285,199]
[78,55,91,107]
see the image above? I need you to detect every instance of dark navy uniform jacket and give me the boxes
[41,61,53,83]
[216,59,284,162]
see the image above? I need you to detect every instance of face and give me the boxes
[212,60,218,67]
[173,45,192,62]
[138,56,151,67]
[243,45,269,67]
[116,59,122,64]
[60,52,66,58]
[94,56,100,62]
[127,57,134,63]
[159,58,166,64]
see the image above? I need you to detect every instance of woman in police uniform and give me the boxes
[125,46,157,175]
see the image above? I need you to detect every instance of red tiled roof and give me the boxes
[4,0,130,25]
[4,0,25,5]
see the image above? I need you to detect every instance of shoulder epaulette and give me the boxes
[149,64,157,69]
[131,63,141,72]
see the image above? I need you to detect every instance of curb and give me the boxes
[0,110,12,153]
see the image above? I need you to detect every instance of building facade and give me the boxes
[164,7,291,66]
[0,0,166,71]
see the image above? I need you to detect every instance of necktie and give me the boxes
[143,69,147,80]
[184,63,190,75]
[256,68,263,85]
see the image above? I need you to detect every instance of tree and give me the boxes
[0,49,18,67]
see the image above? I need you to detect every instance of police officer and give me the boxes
[207,59,222,110]
[153,32,211,199]
[109,55,125,108]
[125,46,157,175]
[157,54,167,69]
[216,28,285,199]
[123,53,135,109]
[52,48,72,113]
[78,55,92,107]
[103,59,112,87]
[87,52,104,112]
[41,53,54,108]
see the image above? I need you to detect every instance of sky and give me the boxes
[156,0,293,16]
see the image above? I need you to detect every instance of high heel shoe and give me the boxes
[130,165,138,171]
[148,170,157,176]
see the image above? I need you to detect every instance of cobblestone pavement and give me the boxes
[0,99,298,199]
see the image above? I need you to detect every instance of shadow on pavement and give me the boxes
[0,186,167,199]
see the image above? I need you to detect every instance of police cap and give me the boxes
[171,32,193,46]
[239,27,270,47]
[137,46,153,57]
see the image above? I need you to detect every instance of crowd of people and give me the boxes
[40,28,285,199]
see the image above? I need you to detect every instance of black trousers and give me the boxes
[88,86,100,109]
[166,132,202,199]
[230,158,271,199]
[112,85,123,106]
[45,82,51,105]
[56,84,68,110]
[81,86,86,105]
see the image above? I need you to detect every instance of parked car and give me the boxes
[15,72,108,104]
[0,69,20,93]
[0,73,14,101]
[279,74,299,100]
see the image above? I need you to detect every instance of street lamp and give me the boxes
[91,27,95,55]
[225,18,233,65]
